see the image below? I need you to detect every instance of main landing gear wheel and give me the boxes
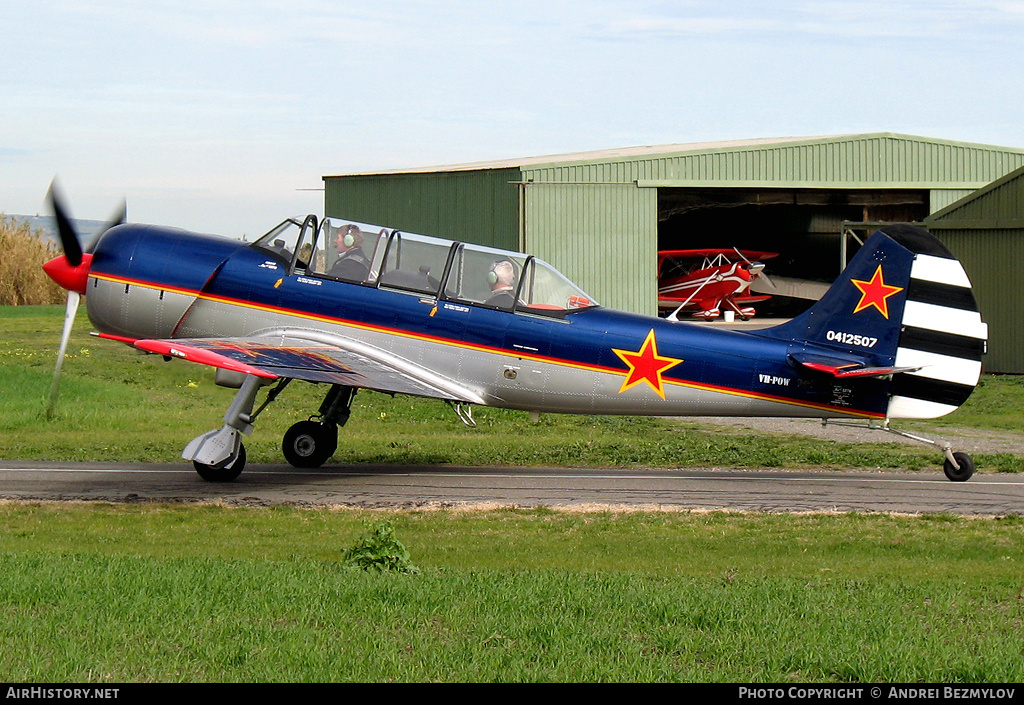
[282,420,338,468]
[943,451,975,483]
[194,443,246,483]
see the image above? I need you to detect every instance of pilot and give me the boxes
[271,239,291,259]
[328,224,371,282]
[484,260,516,309]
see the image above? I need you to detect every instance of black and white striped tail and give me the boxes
[883,225,988,419]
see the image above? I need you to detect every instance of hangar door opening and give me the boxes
[656,188,928,318]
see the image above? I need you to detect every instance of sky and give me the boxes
[3,0,1024,239]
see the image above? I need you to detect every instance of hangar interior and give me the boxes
[656,187,930,316]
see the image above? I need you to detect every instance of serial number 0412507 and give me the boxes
[826,330,878,348]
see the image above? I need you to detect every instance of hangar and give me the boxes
[323,133,1024,369]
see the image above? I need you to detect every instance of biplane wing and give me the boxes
[657,248,779,264]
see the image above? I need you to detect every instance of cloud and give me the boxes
[587,0,1024,42]
[596,15,782,38]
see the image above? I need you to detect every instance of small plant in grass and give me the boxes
[343,521,419,574]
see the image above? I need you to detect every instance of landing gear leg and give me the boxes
[823,419,975,482]
[183,374,268,482]
[882,426,974,483]
[282,385,355,468]
[723,299,749,321]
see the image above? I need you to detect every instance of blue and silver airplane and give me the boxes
[43,188,987,482]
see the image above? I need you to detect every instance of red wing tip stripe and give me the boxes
[133,340,278,379]
[96,332,139,344]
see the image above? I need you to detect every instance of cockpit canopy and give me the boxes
[252,216,598,316]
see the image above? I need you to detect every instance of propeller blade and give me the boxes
[107,200,126,231]
[46,291,81,420]
[731,246,776,293]
[47,180,84,267]
[749,272,778,293]
[732,247,752,265]
[87,200,126,253]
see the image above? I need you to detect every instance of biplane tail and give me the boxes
[755,223,987,419]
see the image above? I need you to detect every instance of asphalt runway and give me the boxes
[1,461,1022,516]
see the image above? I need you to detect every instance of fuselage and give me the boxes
[81,223,892,421]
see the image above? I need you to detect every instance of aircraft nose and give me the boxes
[43,253,93,294]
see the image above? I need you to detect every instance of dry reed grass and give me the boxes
[0,214,65,305]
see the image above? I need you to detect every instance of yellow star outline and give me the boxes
[611,329,684,399]
[850,265,904,319]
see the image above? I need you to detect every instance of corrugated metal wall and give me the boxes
[929,166,1024,226]
[522,183,657,314]
[933,229,1024,374]
[928,166,1024,373]
[324,169,521,251]
[930,189,979,213]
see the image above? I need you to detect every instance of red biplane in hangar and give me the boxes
[41,182,988,483]
[658,248,778,321]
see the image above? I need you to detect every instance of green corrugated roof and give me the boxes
[324,133,1024,182]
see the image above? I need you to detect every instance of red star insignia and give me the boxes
[851,265,903,319]
[612,329,683,399]
[212,342,271,360]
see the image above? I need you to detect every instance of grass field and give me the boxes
[1,504,1022,682]
[2,305,1023,682]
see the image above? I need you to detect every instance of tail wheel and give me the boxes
[943,452,975,482]
[194,443,246,482]
[282,420,338,468]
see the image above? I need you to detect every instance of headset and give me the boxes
[341,226,360,248]
[488,260,515,286]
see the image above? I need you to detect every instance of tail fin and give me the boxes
[755,224,987,419]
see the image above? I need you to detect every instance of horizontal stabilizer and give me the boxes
[790,352,922,379]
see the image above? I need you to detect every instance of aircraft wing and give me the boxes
[658,248,779,260]
[101,330,486,404]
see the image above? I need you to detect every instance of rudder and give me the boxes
[883,224,987,419]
